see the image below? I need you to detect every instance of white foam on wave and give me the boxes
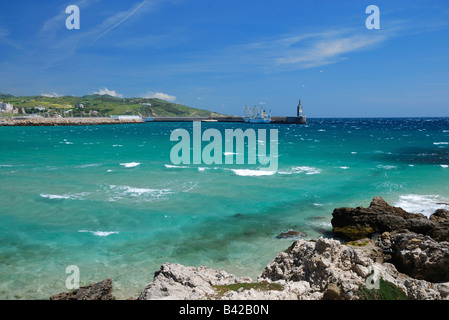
[120,162,141,168]
[0,164,13,167]
[441,165,448,168]
[107,185,173,201]
[434,142,449,145]
[76,163,100,168]
[339,166,350,170]
[223,152,239,156]
[165,164,189,169]
[377,165,398,170]
[78,230,119,237]
[230,169,276,176]
[278,166,321,175]
[393,194,449,217]
[40,192,88,200]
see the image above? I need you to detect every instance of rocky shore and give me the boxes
[50,197,449,300]
[0,117,143,126]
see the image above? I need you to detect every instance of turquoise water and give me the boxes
[1,118,449,299]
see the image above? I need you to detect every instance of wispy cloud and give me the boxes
[141,91,176,101]
[94,88,123,97]
[274,32,386,68]
[92,0,154,44]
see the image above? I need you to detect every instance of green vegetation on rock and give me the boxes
[357,278,408,300]
[333,226,375,241]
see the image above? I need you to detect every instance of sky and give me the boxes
[0,0,448,117]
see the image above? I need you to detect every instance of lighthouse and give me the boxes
[297,99,303,117]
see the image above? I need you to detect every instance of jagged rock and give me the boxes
[389,233,449,282]
[137,236,449,300]
[322,283,343,300]
[260,237,373,299]
[50,279,115,300]
[137,263,252,300]
[332,196,448,241]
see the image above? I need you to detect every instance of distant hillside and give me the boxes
[0,94,226,118]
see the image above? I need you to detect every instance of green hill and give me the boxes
[0,94,226,118]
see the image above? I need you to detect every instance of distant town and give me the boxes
[0,94,219,119]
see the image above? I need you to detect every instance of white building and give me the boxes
[0,101,13,113]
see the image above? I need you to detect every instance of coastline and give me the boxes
[50,196,449,300]
[0,117,144,126]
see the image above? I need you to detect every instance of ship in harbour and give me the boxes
[243,105,271,123]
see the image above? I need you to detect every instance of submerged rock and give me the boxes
[276,230,307,239]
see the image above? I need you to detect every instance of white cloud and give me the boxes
[41,92,61,98]
[94,88,123,98]
[141,91,176,102]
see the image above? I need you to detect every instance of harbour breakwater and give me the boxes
[0,116,307,126]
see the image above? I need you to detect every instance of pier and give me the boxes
[0,115,306,126]
[150,116,307,124]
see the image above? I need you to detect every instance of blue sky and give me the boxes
[0,0,448,117]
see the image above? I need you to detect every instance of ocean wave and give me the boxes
[76,163,101,168]
[165,164,189,169]
[433,142,448,145]
[377,165,398,170]
[393,194,449,217]
[120,162,141,168]
[278,166,321,175]
[229,169,276,176]
[40,193,88,200]
[78,230,119,237]
[107,185,173,201]
[441,165,448,168]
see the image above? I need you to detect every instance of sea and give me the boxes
[1,118,448,299]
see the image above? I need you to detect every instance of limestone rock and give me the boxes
[260,237,372,299]
[137,263,252,300]
[390,233,449,282]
